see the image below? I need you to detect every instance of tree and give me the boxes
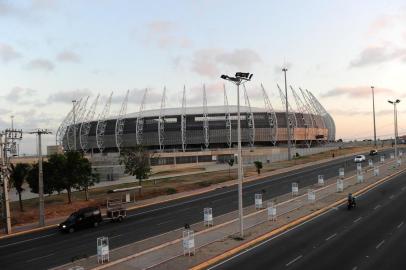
[73,155,99,201]
[9,163,31,211]
[254,161,263,175]
[119,145,151,195]
[26,161,55,196]
[227,158,234,178]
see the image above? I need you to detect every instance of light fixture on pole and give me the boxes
[221,72,253,239]
[371,86,377,147]
[282,67,292,160]
[388,99,400,161]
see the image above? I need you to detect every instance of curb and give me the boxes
[190,166,406,270]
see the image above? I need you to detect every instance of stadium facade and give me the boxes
[57,86,336,153]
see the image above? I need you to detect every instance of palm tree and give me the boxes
[10,163,31,211]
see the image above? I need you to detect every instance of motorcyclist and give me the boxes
[347,193,356,209]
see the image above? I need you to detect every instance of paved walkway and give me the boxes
[51,152,404,270]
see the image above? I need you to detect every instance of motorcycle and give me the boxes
[347,197,356,210]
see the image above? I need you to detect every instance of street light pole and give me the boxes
[72,100,77,151]
[221,72,253,239]
[283,67,292,160]
[388,99,400,161]
[371,86,377,147]
[29,129,52,227]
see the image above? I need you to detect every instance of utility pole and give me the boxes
[388,99,400,162]
[29,129,52,227]
[371,86,377,147]
[1,128,23,234]
[283,67,292,160]
[72,100,77,151]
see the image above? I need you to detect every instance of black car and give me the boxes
[59,207,102,233]
[369,149,378,156]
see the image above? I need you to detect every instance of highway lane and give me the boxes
[0,149,395,269]
[211,163,406,270]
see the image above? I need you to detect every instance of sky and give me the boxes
[0,0,406,154]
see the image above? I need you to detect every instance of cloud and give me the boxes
[0,43,21,62]
[25,58,54,71]
[56,50,81,63]
[47,89,92,103]
[350,46,406,68]
[3,86,37,103]
[143,20,193,49]
[190,48,262,78]
[322,86,394,99]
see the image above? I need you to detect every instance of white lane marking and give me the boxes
[286,255,303,267]
[352,267,358,270]
[157,220,172,226]
[0,233,57,248]
[354,217,362,223]
[374,204,381,210]
[110,234,123,239]
[325,233,337,241]
[397,221,404,229]
[25,252,55,262]
[376,240,385,249]
[389,194,395,199]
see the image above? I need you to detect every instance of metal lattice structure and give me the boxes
[181,86,187,152]
[115,90,129,154]
[299,87,318,128]
[261,84,278,146]
[303,89,326,142]
[56,107,74,147]
[79,94,100,152]
[203,85,209,149]
[243,85,255,147]
[307,90,335,142]
[290,86,313,147]
[224,85,232,148]
[136,89,148,145]
[277,84,297,144]
[96,92,113,153]
[66,98,83,151]
[158,87,166,151]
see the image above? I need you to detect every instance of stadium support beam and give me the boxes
[181,86,187,152]
[96,92,113,153]
[299,87,318,128]
[277,84,297,145]
[158,87,166,152]
[203,84,209,149]
[261,84,278,146]
[67,98,83,151]
[290,86,313,147]
[80,94,100,152]
[243,85,255,147]
[136,89,147,145]
[56,107,74,148]
[303,89,326,143]
[115,90,129,154]
[307,90,335,142]
[224,85,232,148]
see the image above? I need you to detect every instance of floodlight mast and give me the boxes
[388,99,400,161]
[221,72,253,239]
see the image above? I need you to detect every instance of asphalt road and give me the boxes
[0,148,396,269]
[212,162,406,270]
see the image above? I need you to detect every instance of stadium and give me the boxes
[58,86,336,154]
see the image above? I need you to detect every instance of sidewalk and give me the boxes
[52,153,405,270]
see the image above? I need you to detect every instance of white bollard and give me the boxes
[267,202,277,221]
[368,159,373,168]
[390,153,395,159]
[356,163,362,173]
[97,237,109,264]
[400,151,403,157]
[397,158,402,167]
[373,165,379,176]
[292,182,299,196]
[380,155,385,164]
[339,168,345,179]
[336,179,344,192]
[357,172,364,183]
[255,193,263,210]
[307,189,316,202]
[183,229,195,256]
[318,175,324,186]
[204,207,213,226]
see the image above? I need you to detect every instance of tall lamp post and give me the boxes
[371,86,377,147]
[72,100,77,151]
[388,99,400,162]
[221,72,253,238]
[282,67,292,160]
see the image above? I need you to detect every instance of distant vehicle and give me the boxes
[354,155,366,163]
[369,149,378,156]
[59,207,102,233]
